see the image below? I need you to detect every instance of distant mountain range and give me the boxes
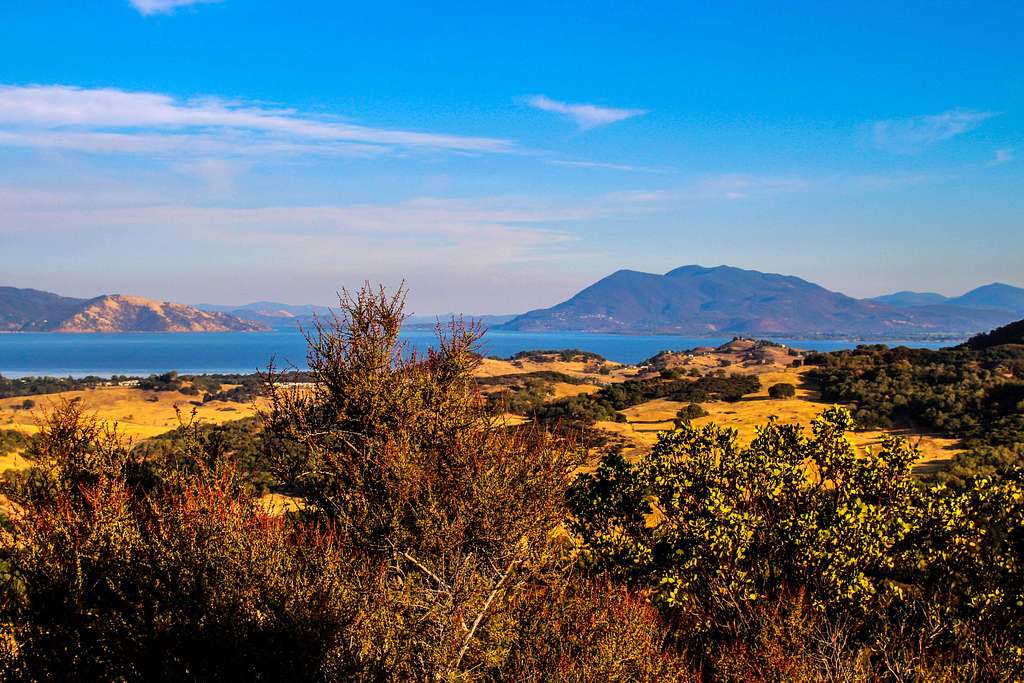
[871,283,1024,312]
[0,287,266,333]
[7,269,1022,338]
[0,287,516,334]
[194,302,516,330]
[194,301,333,328]
[498,265,1024,338]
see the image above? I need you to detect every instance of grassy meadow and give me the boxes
[0,343,961,477]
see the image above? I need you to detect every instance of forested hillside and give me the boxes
[808,320,1024,485]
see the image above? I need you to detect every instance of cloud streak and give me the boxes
[605,174,812,204]
[0,84,514,157]
[0,181,695,274]
[129,0,220,16]
[870,109,997,153]
[988,148,1014,167]
[547,159,662,173]
[0,187,602,311]
[525,95,645,130]
[0,187,642,238]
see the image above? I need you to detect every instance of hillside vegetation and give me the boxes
[808,325,1024,486]
[962,317,1024,349]
[0,286,1021,681]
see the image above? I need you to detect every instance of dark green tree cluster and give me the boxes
[808,344,1024,484]
[597,373,760,410]
[479,370,593,417]
[768,382,796,399]
[962,318,1024,350]
[508,348,607,363]
[530,373,760,427]
[483,376,554,416]
[0,374,125,399]
[131,415,275,494]
[675,402,709,423]
[183,371,311,402]
[137,371,183,392]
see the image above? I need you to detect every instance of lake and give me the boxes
[0,329,954,378]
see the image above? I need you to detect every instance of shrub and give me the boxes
[0,429,30,456]
[534,373,760,428]
[768,382,796,399]
[259,285,587,677]
[499,579,693,681]
[570,408,923,622]
[675,403,709,422]
[0,286,588,680]
[567,406,1024,677]
[0,401,360,679]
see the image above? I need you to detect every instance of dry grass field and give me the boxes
[0,449,32,473]
[610,365,961,473]
[0,343,963,478]
[0,386,258,441]
[549,382,601,399]
[476,356,639,382]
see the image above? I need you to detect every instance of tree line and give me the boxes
[807,342,1024,486]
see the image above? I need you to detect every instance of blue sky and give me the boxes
[0,1,1020,313]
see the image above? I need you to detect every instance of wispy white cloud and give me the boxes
[614,164,1000,203]
[988,148,1014,167]
[170,158,249,192]
[870,109,997,153]
[0,187,603,311]
[851,170,958,190]
[0,196,612,312]
[547,159,662,173]
[690,174,810,200]
[610,168,980,204]
[0,179,702,273]
[0,84,513,157]
[0,184,605,240]
[606,174,812,204]
[0,128,386,157]
[129,0,220,16]
[602,189,678,204]
[525,95,645,130]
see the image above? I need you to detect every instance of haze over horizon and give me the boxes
[1,1,1021,313]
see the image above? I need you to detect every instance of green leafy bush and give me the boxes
[569,406,1024,677]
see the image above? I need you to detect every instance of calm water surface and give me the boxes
[0,329,953,378]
